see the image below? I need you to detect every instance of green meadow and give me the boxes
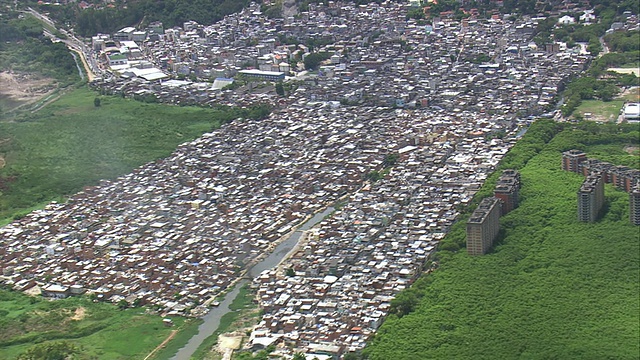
[0,289,187,359]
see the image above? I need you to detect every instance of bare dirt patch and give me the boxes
[217,333,243,360]
[624,146,639,155]
[0,155,5,169]
[618,86,640,102]
[0,71,57,112]
[608,67,640,77]
[218,334,242,350]
[70,307,87,321]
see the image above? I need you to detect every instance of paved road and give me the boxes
[27,7,100,80]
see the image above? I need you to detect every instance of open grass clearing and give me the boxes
[0,289,186,359]
[618,86,640,102]
[574,99,624,122]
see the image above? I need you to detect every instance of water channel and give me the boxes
[69,51,85,81]
[171,206,335,360]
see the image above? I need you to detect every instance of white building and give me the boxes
[558,15,576,25]
[623,103,640,122]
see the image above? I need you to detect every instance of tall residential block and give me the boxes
[562,149,587,173]
[630,184,640,226]
[577,172,605,222]
[467,197,502,256]
[495,169,520,215]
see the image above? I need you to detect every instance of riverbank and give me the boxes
[165,206,336,360]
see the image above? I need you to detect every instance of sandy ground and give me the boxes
[70,307,86,321]
[608,67,640,77]
[217,334,243,360]
[69,47,95,82]
[624,145,639,155]
[0,72,56,111]
[24,285,42,297]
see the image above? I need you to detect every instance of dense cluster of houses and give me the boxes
[4,0,638,358]
[87,1,594,116]
[247,103,517,356]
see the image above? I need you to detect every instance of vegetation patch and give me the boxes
[574,99,624,122]
[364,121,640,360]
[145,318,203,360]
[0,289,185,360]
[190,285,258,360]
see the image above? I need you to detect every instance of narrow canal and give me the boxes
[170,206,335,360]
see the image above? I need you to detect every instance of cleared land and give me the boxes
[0,289,186,359]
[619,86,640,102]
[364,121,640,359]
[573,87,640,122]
[607,67,640,77]
[0,72,58,114]
[574,99,624,122]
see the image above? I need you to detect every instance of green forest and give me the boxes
[364,120,640,359]
[0,12,79,85]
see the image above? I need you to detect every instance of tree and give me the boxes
[94,97,101,107]
[366,171,382,182]
[275,81,285,97]
[383,153,400,167]
[286,267,295,277]
[293,353,306,360]
[117,299,129,310]
[304,52,330,70]
[344,353,365,360]
[17,341,79,360]
[389,291,419,318]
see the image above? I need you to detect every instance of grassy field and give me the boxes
[364,122,640,359]
[150,318,204,360]
[0,289,186,359]
[0,86,244,223]
[573,86,640,121]
[574,99,624,122]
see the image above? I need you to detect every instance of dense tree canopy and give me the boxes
[0,13,78,83]
[364,121,640,360]
[605,31,640,52]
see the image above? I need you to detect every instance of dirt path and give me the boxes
[68,47,95,82]
[144,329,178,360]
[29,91,64,113]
